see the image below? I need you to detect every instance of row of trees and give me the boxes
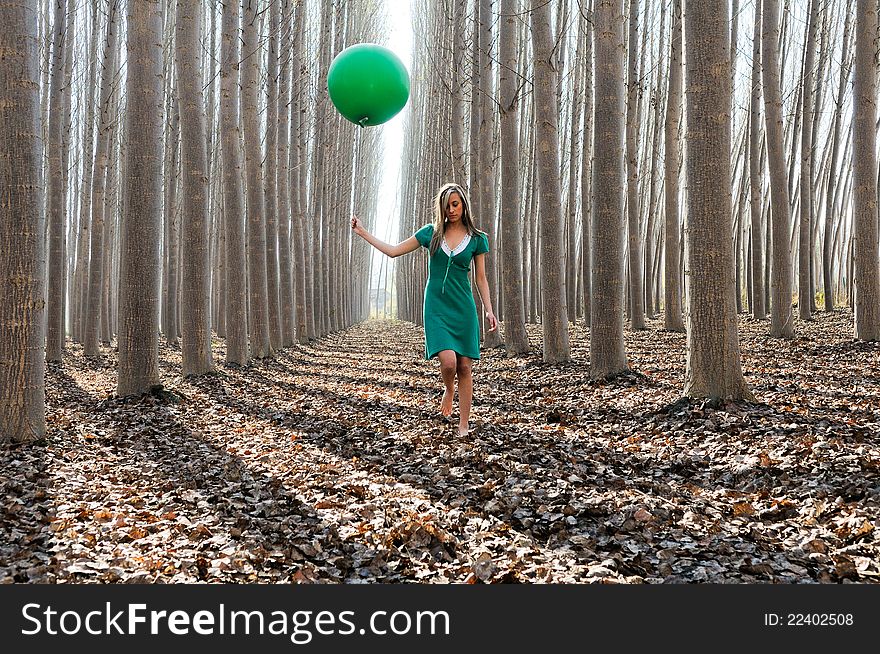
[2,0,879,444]
[2,0,388,442]
[396,0,879,386]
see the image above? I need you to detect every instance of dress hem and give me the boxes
[425,348,481,361]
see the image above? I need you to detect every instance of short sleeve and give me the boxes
[474,231,489,255]
[414,224,433,248]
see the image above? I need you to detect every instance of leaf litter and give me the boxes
[1,310,878,584]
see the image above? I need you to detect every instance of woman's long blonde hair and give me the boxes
[428,182,481,256]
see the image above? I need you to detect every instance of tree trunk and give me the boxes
[289,0,310,343]
[852,0,880,340]
[644,0,666,322]
[45,0,69,362]
[0,0,46,442]
[72,3,100,344]
[498,0,528,355]
[683,0,753,401]
[277,0,294,348]
[591,0,628,378]
[84,0,120,357]
[625,0,645,330]
[264,0,282,351]
[163,102,180,346]
[242,0,271,357]
[761,0,794,338]
[798,0,820,320]
[175,0,213,375]
[823,7,852,312]
[748,3,766,320]
[117,0,164,396]
[580,0,593,324]
[663,0,684,332]
[530,0,570,363]
[476,0,501,348]
[220,0,249,365]
[567,10,586,320]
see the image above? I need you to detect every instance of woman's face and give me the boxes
[445,192,463,224]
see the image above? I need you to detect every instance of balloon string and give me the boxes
[351,118,366,217]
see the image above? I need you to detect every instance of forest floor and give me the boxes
[2,310,879,584]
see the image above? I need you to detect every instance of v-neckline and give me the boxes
[443,230,469,254]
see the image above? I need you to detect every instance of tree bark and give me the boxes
[530,0,570,362]
[45,0,69,362]
[264,0,282,351]
[84,0,120,357]
[175,0,214,375]
[289,0,310,343]
[798,0,820,320]
[498,0,528,355]
[748,2,766,320]
[277,0,294,347]
[852,0,880,340]
[625,0,645,330]
[591,0,628,378]
[823,7,852,312]
[242,0,272,357]
[117,0,164,396]
[220,0,249,365]
[761,0,794,338]
[683,0,753,401]
[663,0,684,332]
[0,0,46,442]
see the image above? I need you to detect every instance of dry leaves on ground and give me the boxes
[1,310,878,584]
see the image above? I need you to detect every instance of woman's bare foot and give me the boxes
[458,422,469,437]
[440,389,453,417]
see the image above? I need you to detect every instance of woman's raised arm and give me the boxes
[351,216,421,258]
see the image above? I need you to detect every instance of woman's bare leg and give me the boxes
[456,355,473,435]
[438,350,456,416]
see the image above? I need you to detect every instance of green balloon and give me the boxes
[327,44,410,127]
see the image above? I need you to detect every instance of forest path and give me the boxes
[2,313,878,583]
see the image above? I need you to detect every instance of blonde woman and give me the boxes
[351,182,498,436]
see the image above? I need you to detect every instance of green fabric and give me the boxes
[414,224,490,360]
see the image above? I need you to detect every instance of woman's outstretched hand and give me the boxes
[486,311,498,332]
[350,215,365,236]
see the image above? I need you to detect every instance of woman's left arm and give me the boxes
[473,254,498,332]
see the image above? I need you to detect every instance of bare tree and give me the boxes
[683,0,753,401]
[748,1,766,320]
[72,3,100,344]
[0,0,46,442]
[220,0,249,365]
[84,0,120,357]
[566,4,587,319]
[798,0,820,320]
[289,0,310,343]
[476,0,501,348]
[264,0,282,351]
[580,0,594,324]
[175,0,213,375]
[591,0,628,378]
[45,0,69,362]
[823,6,852,312]
[663,0,684,332]
[242,0,272,358]
[277,0,294,347]
[530,0,570,362]
[625,0,645,330]
[852,0,880,340]
[117,0,164,396]
[761,0,794,338]
[498,0,528,355]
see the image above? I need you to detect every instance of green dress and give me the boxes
[414,224,490,360]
